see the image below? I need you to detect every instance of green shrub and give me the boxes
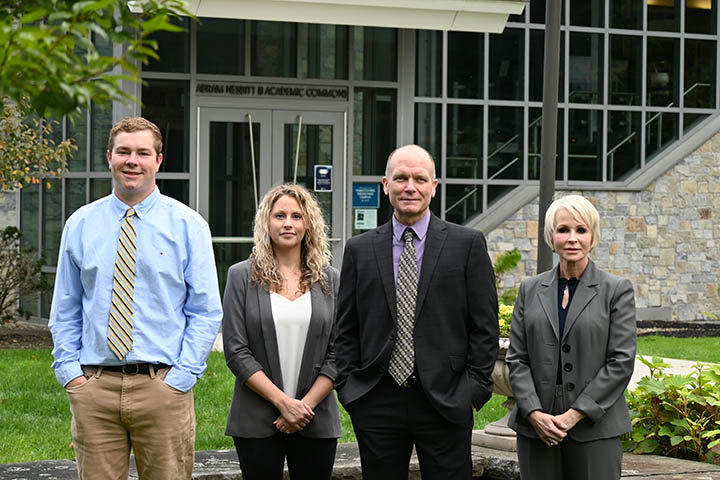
[624,356,720,463]
[0,227,50,322]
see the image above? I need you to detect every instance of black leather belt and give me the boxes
[89,363,169,375]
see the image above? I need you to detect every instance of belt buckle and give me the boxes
[401,374,417,388]
[122,364,140,374]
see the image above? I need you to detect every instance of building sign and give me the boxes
[314,165,332,192]
[352,183,380,208]
[196,82,349,101]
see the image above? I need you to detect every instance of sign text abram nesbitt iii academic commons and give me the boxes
[195,83,349,100]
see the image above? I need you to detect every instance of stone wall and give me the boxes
[0,190,17,229]
[486,133,720,321]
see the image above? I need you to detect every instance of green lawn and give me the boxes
[636,336,720,363]
[0,349,506,463]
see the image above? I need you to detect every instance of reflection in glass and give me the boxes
[41,273,55,319]
[446,185,482,225]
[684,113,709,133]
[530,0,566,24]
[353,88,397,175]
[214,244,253,299]
[197,18,244,75]
[611,0,642,29]
[489,28,524,100]
[20,185,39,251]
[144,16,189,73]
[66,179,86,219]
[67,108,87,171]
[142,80,190,172]
[42,179,62,266]
[209,121,260,238]
[569,32,603,104]
[646,111,679,162]
[157,180,190,205]
[530,30,564,102]
[608,111,641,181]
[447,105,483,179]
[568,109,603,181]
[416,30,442,98]
[684,39,716,108]
[570,0,604,27]
[283,123,333,226]
[686,0,716,34]
[90,179,112,201]
[610,35,642,105]
[301,24,348,79]
[488,185,517,208]
[354,27,397,81]
[414,103,441,173]
[251,21,297,77]
[648,0,680,31]
[488,107,523,180]
[647,37,679,107]
[448,32,483,99]
[529,108,564,180]
[90,102,112,171]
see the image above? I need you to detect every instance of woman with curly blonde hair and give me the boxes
[222,184,341,480]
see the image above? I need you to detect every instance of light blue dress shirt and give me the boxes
[49,188,223,392]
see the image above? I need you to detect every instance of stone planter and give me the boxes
[472,337,517,451]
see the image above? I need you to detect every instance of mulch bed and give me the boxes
[0,321,54,349]
[1,320,719,349]
[637,320,720,338]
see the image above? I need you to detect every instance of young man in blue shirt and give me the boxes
[49,117,223,479]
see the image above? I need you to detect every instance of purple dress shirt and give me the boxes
[391,211,431,284]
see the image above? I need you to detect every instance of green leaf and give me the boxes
[637,377,667,394]
[670,436,684,446]
[635,439,659,454]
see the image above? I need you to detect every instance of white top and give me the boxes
[270,291,312,398]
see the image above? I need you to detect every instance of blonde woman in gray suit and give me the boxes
[222,184,341,480]
[506,195,636,480]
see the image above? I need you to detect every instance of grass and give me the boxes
[636,336,720,363]
[0,349,506,463]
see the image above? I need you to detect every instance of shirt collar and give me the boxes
[392,211,431,241]
[111,186,160,220]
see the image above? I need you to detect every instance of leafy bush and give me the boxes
[0,226,50,322]
[624,356,720,464]
[498,303,514,337]
[493,249,521,338]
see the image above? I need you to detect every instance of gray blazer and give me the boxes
[222,260,342,439]
[506,259,636,442]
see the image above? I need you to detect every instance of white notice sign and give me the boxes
[354,209,378,230]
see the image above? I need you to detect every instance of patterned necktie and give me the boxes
[389,228,418,385]
[108,207,137,360]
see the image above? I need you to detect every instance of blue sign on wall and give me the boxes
[352,183,380,208]
[314,165,332,192]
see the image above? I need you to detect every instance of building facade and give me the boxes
[10,0,720,321]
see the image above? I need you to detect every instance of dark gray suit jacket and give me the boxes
[335,214,499,425]
[506,259,636,441]
[222,260,342,439]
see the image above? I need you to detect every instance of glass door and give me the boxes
[272,110,345,263]
[198,108,272,288]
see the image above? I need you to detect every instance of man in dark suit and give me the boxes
[335,144,499,479]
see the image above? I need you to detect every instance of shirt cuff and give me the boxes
[163,366,197,392]
[55,362,84,388]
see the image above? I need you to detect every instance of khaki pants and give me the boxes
[66,366,195,480]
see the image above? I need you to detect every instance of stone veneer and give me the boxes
[0,190,17,229]
[486,132,720,322]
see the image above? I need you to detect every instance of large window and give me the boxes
[414,0,718,225]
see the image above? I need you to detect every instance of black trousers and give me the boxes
[233,433,337,480]
[346,374,473,480]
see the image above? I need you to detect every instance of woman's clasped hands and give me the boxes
[273,396,315,434]
[528,408,585,448]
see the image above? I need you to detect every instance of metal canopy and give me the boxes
[186,0,527,33]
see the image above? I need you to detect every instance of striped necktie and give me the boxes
[388,228,418,385]
[108,207,137,360]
